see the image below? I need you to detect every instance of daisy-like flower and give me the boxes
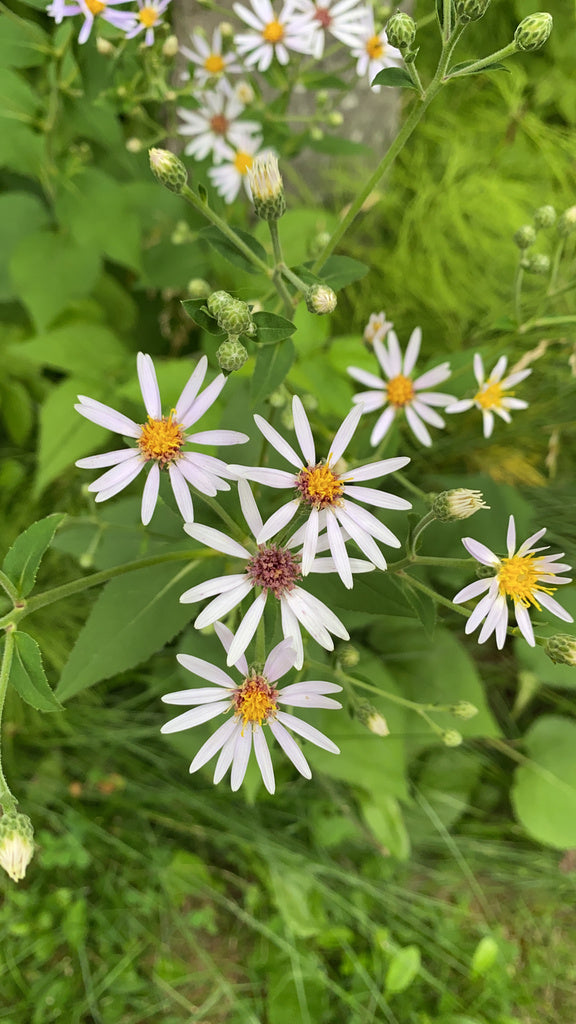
[231,397,412,588]
[350,9,403,90]
[161,623,341,793]
[445,354,531,440]
[364,310,393,345]
[125,0,171,45]
[347,327,456,448]
[208,136,265,204]
[233,0,315,72]
[47,0,134,43]
[75,353,248,526]
[180,27,242,83]
[453,514,573,649]
[181,480,374,669]
[178,79,262,163]
[289,0,369,58]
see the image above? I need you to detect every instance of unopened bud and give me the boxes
[454,0,491,22]
[337,644,359,667]
[171,220,193,245]
[544,634,576,667]
[308,231,331,258]
[557,206,576,236]
[162,34,179,57]
[0,813,34,883]
[534,204,556,229]
[386,11,416,48]
[219,20,234,39]
[235,81,255,104]
[514,224,536,249]
[268,387,288,408]
[248,153,286,221]
[207,290,232,318]
[327,111,343,127]
[450,701,478,720]
[126,137,142,153]
[356,701,389,736]
[521,253,550,275]
[306,284,337,315]
[441,730,463,747]
[310,126,324,141]
[96,36,115,55]
[514,12,553,51]
[149,148,188,194]
[187,278,211,299]
[431,489,490,523]
[216,297,255,336]
[216,338,249,373]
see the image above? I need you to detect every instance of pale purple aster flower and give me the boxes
[231,397,411,588]
[350,8,403,90]
[445,354,531,440]
[453,514,573,649]
[233,0,316,71]
[161,623,342,793]
[177,79,262,164]
[125,0,171,45]
[48,0,135,44]
[75,353,248,525]
[289,0,370,58]
[348,327,456,448]
[181,479,374,669]
[180,26,242,83]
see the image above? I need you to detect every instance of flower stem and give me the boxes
[0,630,17,814]
[180,184,271,277]
[547,237,565,295]
[395,570,471,618]
[445,41,518,79]
[518,314,576,335]
[0,571,19,605]
[514,262,525,324]
[408,510,437,556]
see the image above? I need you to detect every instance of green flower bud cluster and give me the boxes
[216,339,249,374]
[514,12,553,52]
[521,252,550,275]
[544,634,576,667]
[207,291,255,375]
[305,284,337,315]
[450,701,479,720]
[534,204,556,229]
[454,0,491,23]
[514,225,537,250]
[557,206,576,237]
[149,148,188,194]
[0,812,34,883]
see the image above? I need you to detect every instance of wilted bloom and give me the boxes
[161,623,342,793]
[363,311,393,344]
[180,26,241,82]
[350,9,404,90]
[445,354,531,439]
[431,488,490,523]
[453,514,573,649]
[348,326,456,447]
[233,0,316,71]
[125,0,171,45]
[0,813,34,883]
[75,354,247,525]
[177,79,262,163]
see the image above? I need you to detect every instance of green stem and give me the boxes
[392,470,429,502]
[442,0,452,41]
[547,237,565,295]
[514,263,525,325]
[267,220,297,315]
[0,571,19,605]
[445,41,518,79]
[180,184,271,277]
[0,631,17,813]
[518,314,576,335]
[388,555,475,571]
[279,262,309,294]
[408,510,437,556]
[396,571,471,618]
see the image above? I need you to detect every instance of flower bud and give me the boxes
[557,205,576,237]
[207,290,232,318]
[96,36,115,55]
[248,153,286,221]
[431,488,489,523]
[356,700,389,736]
[216,338,249,373]
[337,643,360,667]
[386,11,416,48]
[219,20,234,39]
[305,284,337,315]
[268,387,288,408]
[149,148,188,194]
[521,253,550,275]
[0,812,34,883]
[450,701,478,720]
[308,231,331,258]
[310,127,324,142]
[514,224,536,250]
[235,81,255,104]
[544,634,576,667]
[187,278,211,299]
[216,297,255,336]
[441,729,463,747]
[514,12,553,52]
[327,111,344,127]
[171,219,193,245]
[162,34,179,57]
[534,204,556,229]
[126,137,142,153]
[454,0,491,22]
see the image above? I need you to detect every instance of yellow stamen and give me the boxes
[474,380,510,410]
[298,463,344,508]
[234,150,253,174]
[138,410,184,465]
[262,18,284,43]
[497,553,554,609]
[386,374,414,407]
[85,0,106,14]
[138,5,159,26]
[235,676,277,726]
[366,34,384,59]
[204,53,225,73]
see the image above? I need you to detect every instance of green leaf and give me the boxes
[400,577,437,636]
[0,193,49,301]
[35,379,106,496]
[470,936,499,978]
[307,135,373,156]
[252,310,296,345]
[10,231,101,331]
[385,946,421,996]
[3,514,66,597]
[269,867,326,938]
[56,561,204,701]
[312,254,369,292]
[199,225,268,275]
[300,71,348,90]
[0,16,48,68]
[0,377,34,445]
[0,67,39,118]
[251,339,295,404]
[511,716,576,849]
[449,60,511,75]
[11,323,126,378]
[0,120,44,178]
[181,298,225,336]
[54,170,142,272]
[360,795,410,860]
[371,67,418,90]
[10,633,62,712]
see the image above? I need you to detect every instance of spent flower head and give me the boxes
[446,353,531,440]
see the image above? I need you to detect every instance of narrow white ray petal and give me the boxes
[301,506,320,577]
[411,400,445,429]
[213,722,242,784]
[352,392,385,414]
[279,680,342,698]
[327,510,353,589]
[76,448,138,469]
[88,455,143,493]
[180,574,248,604]
[537,574,572,585]
[277,710,340,754]
[284,591,333,648]
[411,363,451,390]
[75,397,140,437]
[177,456,219,496]
[373,335,392,377]
[162,687,233,706]
[490,355,508,382]
[386,330,402,376]
[329,404,363,465]
[347,366,386,389]
[253,727,275,794]
[141,463,160,525]
[257,500,300,544]
[231,729,252,791]
[500,398,528,411]
[189,716,238,774]
[176,653,236,688]
[370,406,396,446]
[493,406,512,424]
[478,595,508,646]
[226,592,267,666]
[184,522,251,559]
[169,464,194,522]
[517,528,547,556]
[334,507,387,570]
[230,466,296,488]
[161,700,229,734]
[473,353,485,386]
[414,390,456,406]
[506,515,516,557]
[502,369,531,388]
[254,414,302,469]
[464,588,499,635]
[137,352,162,419]
[268,719,311,778]
[290,587,349,641]
[194,582,253,630]
[341,498,401,548]
[445,399,474,414]
[494,600,509,649]
[263,637,297,683]
[184,452,236,480]
[186,430,249,446]
[462,537,499,566]
[281,598,304,670]
[238,477,263,538]
[182,374,226,429]
[453,577,493,604]
[344,485,411,511]
[482,410,495,438]
[292,395,315,465]
[537,591,574,623]
[514,603,535,646]
[213,620,249,675]
[175,355,208,421]
[93,460,146,503]
[403,326,421,375]
[347,456,410,481]
[405,406,433,447]
[278,693,341,709]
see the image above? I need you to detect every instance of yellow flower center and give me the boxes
[204,53,225,73]
[366,34,384,59]
[297,463,344,509]
[263,18,285,43]
[138,5,158,26]
[474,380,508,410]
[386,374,414,407]
[497,554,554,609]
[85,0,106,14]
[234,675,278,726]
[234,150,253,174]
[138,411,184,466]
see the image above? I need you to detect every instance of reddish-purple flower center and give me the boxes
[314,5,332,27]
[245,545,301,597]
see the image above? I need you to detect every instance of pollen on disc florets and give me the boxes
[138,411,185,466]
[474,380,506,410]
[297,463,345,509]
[233,674,279,726]
[386,374,414,407]
[245,545,302,597]
[497,553,554,609]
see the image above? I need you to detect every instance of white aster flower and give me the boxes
[445,354,531,440]
[350,9,404,90]
[75,353,248,525]
[364,310,393,345]
[233,0,316,71]
[453,514,573,649]
[289,0,369,58]
[47,0,134,43]
[348,327,456,448]
[125,0,171,45]
[177,79,262,163]
[208,136,267,203]
[181,479,374,669]
[180,27,242,83]
[231,397,412,588]
[161,623,342,793]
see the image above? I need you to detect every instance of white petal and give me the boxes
[257,500,300,544]
[517,528,547,556]
[347,456,410,481]
[279,680,342,698]
[177,455,219,496]
[254,413,302,469]
[301,506,320,577]
[231,466,296,488]
[411,400,445,429]
[263,637,297,683]
[238,478,263,538]
[490,355,508,382]
[403,326,421,375]
[500,398,528,411]
[334,508,387,571]
[162,687,233,705]
[180,574,248,604]
[75,397,140,438]
[478,594,508,646]
[253,727,275,794]
[213,620,249,675]
[373,335,392,377]
[461,537,499,566]
[141,463,160,525]
[213,722,242,784]
[340,498,401,548]
[292,395,315,465]
[226,592,267,666]
[268,719,311,778]
[514,603,535,646]
[276,710,340,754]
[445,399,474,414]
[344,485,411,511]
[194,582,253,629]
[370,406,396,446]
[176,653,236,688]
[230,729,252,791]
[537,591,574,623]
[327,509,353,589]
[506,515,516,557]
[482,410,495,439]
[352,391,386,413]
[289,587,349,641]
[137,352,162,419]
[347,366,385,390]
[502,369,531,388]
[453,578,493,604]
[386,330,403,376]
[411,363,452,390]
[181,374,227,429]
[184,522,251,559]
[329,404,362,465]
[161,700,229,733]
[414,390,455,406]
[281,598,304,670]
[169,464,194,522]
[189,716,238,773]
[76,448,138,469]
[405,406,433,447]
[284,590,333,649]
[464,587,499,635]
[473,353,485,386]
[175,356,208,421]
[87,455,143,493]
[278,693,341,709]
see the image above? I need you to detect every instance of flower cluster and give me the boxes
[47,0,171,45]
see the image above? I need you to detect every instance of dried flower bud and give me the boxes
[521,253,550,275]
[557,205,576,236]
[162,34,179,57]
[149,148,188,194]
[386,11,416,48]
[306,284,337,315]
[514,12,553,52]
[216,338,249,373]
[534,204,556,229]
[454,0,491,22]
[187,278,211,299]
[431,489,490,523]
[450,701,479,720]
[514,224,536,249]
[248,153,286,221]
[441,730,463,747]
[0,813,34,883]
[356,700,389,736]
[544,634,576,667]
